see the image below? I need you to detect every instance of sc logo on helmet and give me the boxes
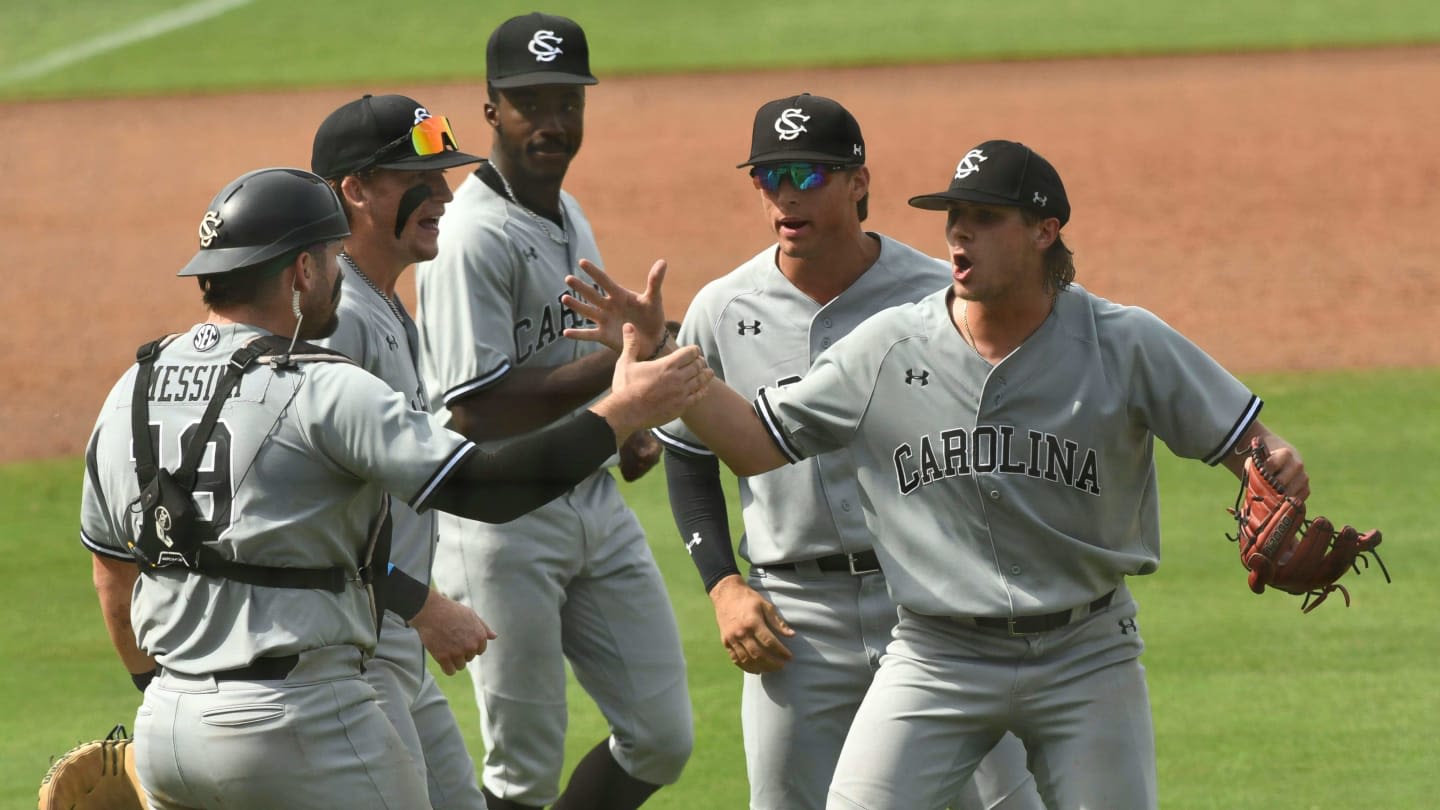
[198,211,223,248]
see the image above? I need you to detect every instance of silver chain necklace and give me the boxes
[960,301,989,363]
[491,163,566,245]
[340,252,405,326]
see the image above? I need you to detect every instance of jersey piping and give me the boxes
[1204,395,1263,466]
[410,442,478,510]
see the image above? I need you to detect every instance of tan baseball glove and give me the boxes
[38,724,148,810]
[1227,437,1390,612]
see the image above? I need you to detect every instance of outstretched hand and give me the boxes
[563,258,670,356]
[592,323,712,440]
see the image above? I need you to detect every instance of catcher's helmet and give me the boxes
[178,167,350,277]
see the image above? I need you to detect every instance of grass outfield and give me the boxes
[3,368,1436,808]
[3,0,1440,99]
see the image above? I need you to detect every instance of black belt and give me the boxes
[761,550,881,576]
[971,590,1116,636]
[209,654,300,682]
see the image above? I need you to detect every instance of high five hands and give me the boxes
[567,259,713,438]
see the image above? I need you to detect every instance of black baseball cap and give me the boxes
[908,140,1070,226]
[311,94,482,180]
[738,93,865,168]
[486,12,598,89]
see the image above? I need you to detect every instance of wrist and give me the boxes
[645,330,674,362]
[706,572,745,599]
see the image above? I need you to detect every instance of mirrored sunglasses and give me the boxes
[379,115,460,159]
[749,163,844,192]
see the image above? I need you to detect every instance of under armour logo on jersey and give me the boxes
[1033,192,1048,207]
[385,335,399,350]
[737,320,762,335]
[523,246,539,260]
[198,211,223,247]
[413,107,432,125]
[773,108,811,141]
[1118,617,1138,635]
[193,323,220,352]
[905,369,930,386]
[528,30,564,61]
[954,148,988,179]
[685,532,702,554]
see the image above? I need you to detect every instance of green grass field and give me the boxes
[2,0,1439,99]
[4,369,1437,808]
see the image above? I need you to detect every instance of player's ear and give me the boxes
[849,166,870,202]
[1033,217,1060,251]
[483,101,500,129]
[339,175,367,208]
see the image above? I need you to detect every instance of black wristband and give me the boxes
[131,668,156,692]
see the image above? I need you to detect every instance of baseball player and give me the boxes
[311,93,492,809]
[415,12,691,810]
[82,166,709,808]
[655,93,1041,810]
[562,139,1311,809]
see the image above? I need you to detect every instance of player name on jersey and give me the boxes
[893,425,1100,496]
[146,364,244,404]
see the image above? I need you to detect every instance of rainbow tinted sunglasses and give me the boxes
[749,162,850,192]
[379,115,460,158]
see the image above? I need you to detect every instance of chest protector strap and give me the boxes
[128,334,375,593]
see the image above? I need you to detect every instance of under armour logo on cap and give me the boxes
[528,29,563,61]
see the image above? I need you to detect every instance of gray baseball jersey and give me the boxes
[656,235,949,566]
[656,237,1041,810]
[80,321,476,806]
[757,283,1260,616]
[415,169,691,805]
[319,258,487,810]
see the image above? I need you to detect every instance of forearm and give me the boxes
[91,555,154,674]
[681,381,788,477]
[449,351,618,442]
[664,449,742,592]
[429,410,615,522]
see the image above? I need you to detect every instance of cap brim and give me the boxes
[906,188,1022,211]
[374,150,484,172]
[737,151,865,169]
[489,72,598,88]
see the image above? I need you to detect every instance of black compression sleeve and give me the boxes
[664,447,741,592]
[428,410,616,523]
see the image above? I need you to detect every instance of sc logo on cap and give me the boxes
[774,108,811,141]
[529,30,564,62]
[954,148,988,179]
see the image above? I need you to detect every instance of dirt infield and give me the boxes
[2,47,1437,463]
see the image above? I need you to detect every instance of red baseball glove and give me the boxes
[1227,438,1389,612]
